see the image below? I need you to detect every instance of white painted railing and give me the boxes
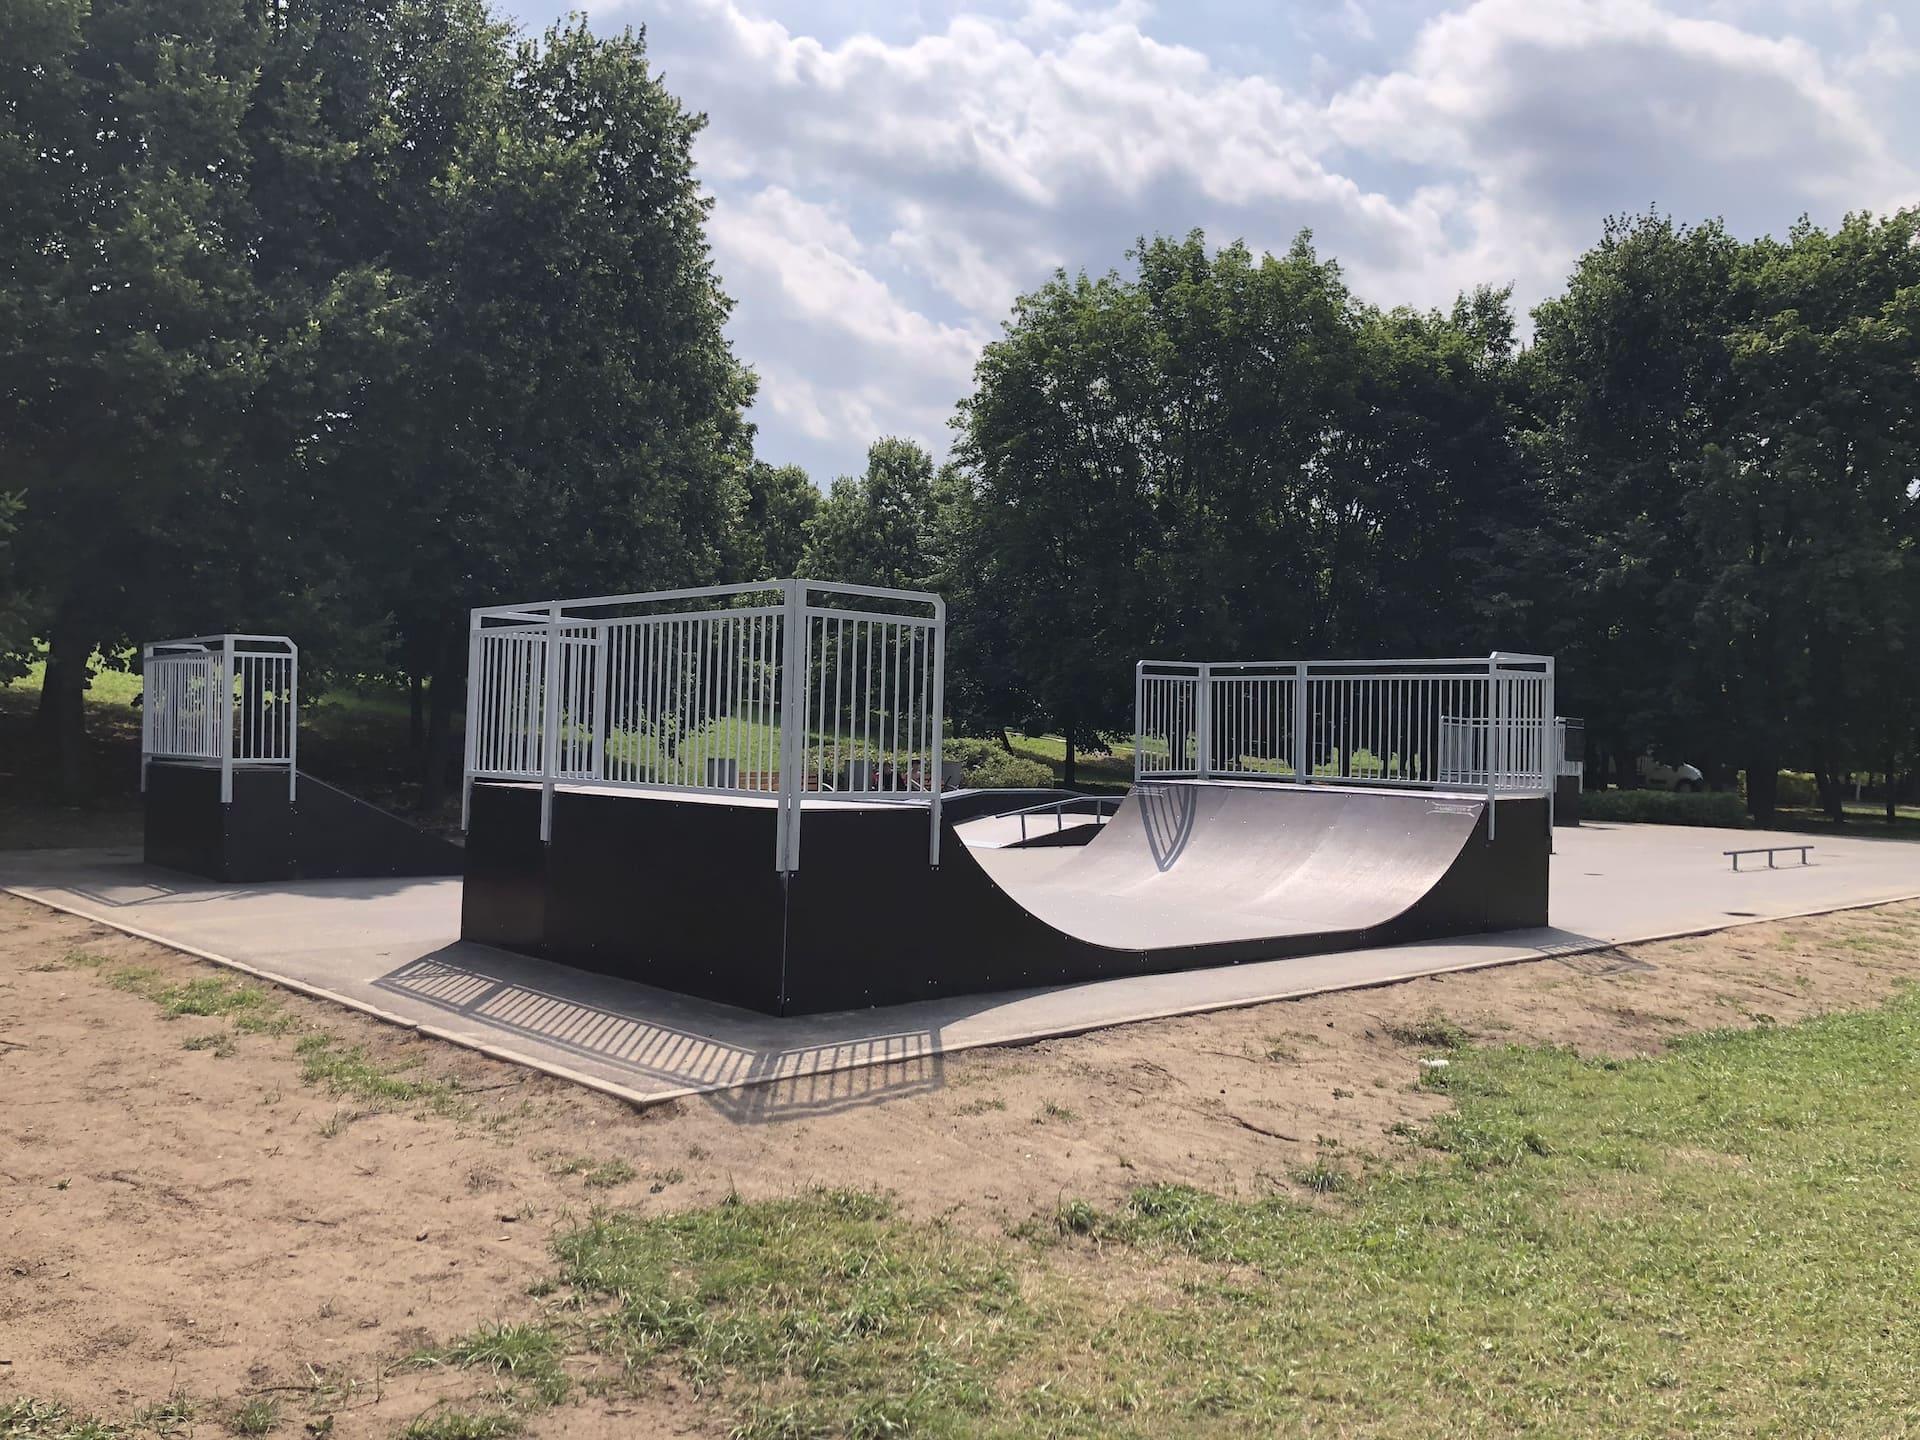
[464,580,947,872]
[1135,654,1555,834]
[141,634,299,803]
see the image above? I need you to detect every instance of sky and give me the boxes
[510,0,1919,483]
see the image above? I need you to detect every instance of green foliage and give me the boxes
[526,987,1920,1435]
[800,437,943,591]
[732,462,819,580]
[2,0,752,798]
[946,232,1528,783]
[943,737,1056,789]
[294,1034,464,1114]
[1581,788,1749,826]
[550,1189,1033,1437]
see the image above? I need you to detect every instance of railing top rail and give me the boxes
[473,578,943,626]
[1139,652,1549,673]
[145,633,298,655]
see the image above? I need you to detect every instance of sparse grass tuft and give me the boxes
[294,1034,464,1116]
[1381,1013,1470,1050]
[226,1397,278,1435]
[182,1032,237,1057]
[397,1411,520,1440]
[552,1156,635,1189]
[420,1322,569,1408]
[1033,1100,1078,1124]
[0,1399,127,1440]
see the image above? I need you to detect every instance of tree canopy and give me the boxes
[2,0,1914,818]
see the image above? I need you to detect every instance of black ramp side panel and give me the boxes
[461,782,549,950]
[542,788,789,1014]
[456,780,1550,1016]
[143,760,464,882]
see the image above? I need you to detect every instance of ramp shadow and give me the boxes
[373,944,947,1122]
[1136,781,1200,871]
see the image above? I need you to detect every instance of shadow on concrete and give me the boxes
[0,850,450,912]
[373,945,947,1121]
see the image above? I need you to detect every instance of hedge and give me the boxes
[943,737,1056,789]
[1580,788,1749,827]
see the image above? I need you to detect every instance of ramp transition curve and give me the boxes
[461,779,1548,1015]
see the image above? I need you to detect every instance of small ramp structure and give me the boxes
[141,634,463,883]
[458,583,1556,1015]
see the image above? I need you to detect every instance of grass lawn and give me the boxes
[491,988,1920,1437]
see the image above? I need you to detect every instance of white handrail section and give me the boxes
[1135,653,1555,836]
[464,580,948,872]
[141,634,299,804]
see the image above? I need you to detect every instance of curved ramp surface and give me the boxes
[462,778,1547,1013]
[976,781,1488,948]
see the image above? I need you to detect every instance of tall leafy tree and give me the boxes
[800,437,942,590]
[731,461,818,580]
[1,0,277,789]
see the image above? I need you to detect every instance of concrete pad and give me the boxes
[5,822,1917,1111]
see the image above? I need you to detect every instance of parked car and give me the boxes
[1636,755,1705,792]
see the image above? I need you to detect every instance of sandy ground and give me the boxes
[4,890,1918,1433]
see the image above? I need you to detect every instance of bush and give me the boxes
[944,737,1056,789]
[1581,788,1748,827]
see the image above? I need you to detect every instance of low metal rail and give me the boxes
[1725,844,1813,872]
[995,794,1123,844]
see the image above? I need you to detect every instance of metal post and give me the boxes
[286,641,299,803]
[1543,657,1556,836]
[1292,662,1308,783]
[219,635,235,805]
[461,616,481,831]
[1132,661,1144,785]
[539,604,562,843]
[1486,654,1501,841]
[1196,664,1213,780]
[929,596,946,867]
[590,621,610,783]
[775,580,808,872]
[140,643,152,794]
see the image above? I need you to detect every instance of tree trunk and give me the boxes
[36,615,93,801]
[1887,763,1898,827]
[998,727,1017,754]
[409,674,426,755]
[1746,758,1777,824]
[1062,724,1077,790]
[1814,770,1844,824]
[421,623,459,812]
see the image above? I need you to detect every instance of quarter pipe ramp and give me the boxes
[461,779,1549,1014]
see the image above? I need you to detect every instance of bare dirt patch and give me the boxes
[2,892,1916,1432]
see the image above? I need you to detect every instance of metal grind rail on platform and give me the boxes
[140,634,299,804]
[1134,653,1555,836]
[464,580,947,873]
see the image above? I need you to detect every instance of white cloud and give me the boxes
[626,0,1916,477]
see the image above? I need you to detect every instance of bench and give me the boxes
[1724,844,1813,872]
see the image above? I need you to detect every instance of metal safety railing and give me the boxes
[140,634,299,803]
[1135,654,1555,836]
[464,580,947,872]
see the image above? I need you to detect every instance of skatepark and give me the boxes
[5,583,1915,1108]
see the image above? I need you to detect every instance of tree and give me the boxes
[0,490,27,676]
[799,437,941,590]
[948,232,1527,783]
[1,0,279,790]
[732,462,818,579]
